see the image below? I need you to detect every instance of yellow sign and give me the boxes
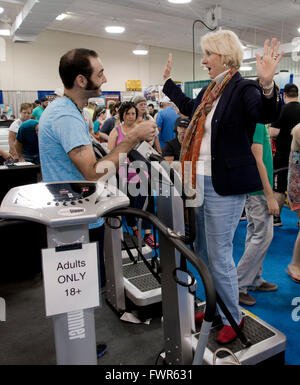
[126,80,142,91]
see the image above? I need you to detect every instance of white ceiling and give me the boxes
[0,0,300,52]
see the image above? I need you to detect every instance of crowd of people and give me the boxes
[2,30,300,351]
[3,89,190,167]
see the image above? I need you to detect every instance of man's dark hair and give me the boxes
[118,101,138,123]
[283,83,298,98]
[59,48,98,89]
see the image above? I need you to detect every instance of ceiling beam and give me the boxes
[11,0,73,42]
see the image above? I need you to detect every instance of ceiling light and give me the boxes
[133,48,148,55]
[56,13,67,21]
[105,26,125,34]
[168,0,192,3]
[0,7,4,15]
[298,27,300,33]
[132,43,148,55]
[240,66,253,71]
[0,21,10,36]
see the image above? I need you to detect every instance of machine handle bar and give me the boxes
[104,207,216,323]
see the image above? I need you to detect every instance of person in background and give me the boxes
[156,96,180,150]
[105,100,114,119]
[133,95,161,153]
[8,103,32,160]
[286,123,300,283]
[15,119,39,164]
[148,103,158,118]
[0,148,13,164]
[237,123,279,306]
[92,107,108,142]
[163,31,283,344]
[163,117,190,162]
[101,101,122,136]
[133,95,153,123]
[269,83,300,226]
[84,101,97,120]
[32,97,48,121]
[108,101,158,248]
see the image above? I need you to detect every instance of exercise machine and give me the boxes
[0,181,128,365]
[92,138,162,314]
[0,179,217,365]
[115,141,287,365]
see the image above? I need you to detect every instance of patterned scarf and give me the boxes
[180,69,237,196]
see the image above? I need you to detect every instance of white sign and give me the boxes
[42,243,99,317]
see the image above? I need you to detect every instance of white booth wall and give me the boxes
[0,30,208,92]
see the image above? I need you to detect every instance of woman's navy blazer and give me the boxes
[163,72,281,196]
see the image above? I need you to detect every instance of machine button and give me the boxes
[85,198,90,202]
[71,201,76,205]
[55,202,59,206]
[63,202,68,206]
[78,200,83,204]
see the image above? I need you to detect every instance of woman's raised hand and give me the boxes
[163,53,173,82]
[256,38,284,87]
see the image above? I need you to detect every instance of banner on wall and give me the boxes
[143,85,181,103]
[89,92,121,108]
[0,104,12,118]
[101,91,121,108]
[144,85,160,102]
[37,90,55,101]
[126,80,142,91]
[89,96,106,108]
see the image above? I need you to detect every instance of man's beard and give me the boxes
[85,78,101,96]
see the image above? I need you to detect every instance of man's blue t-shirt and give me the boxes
[16,119,39,163]
[156,106,179,149]
[39,97,103,228]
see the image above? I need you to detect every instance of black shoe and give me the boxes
[273,216,283,227]
[97,343,107,358]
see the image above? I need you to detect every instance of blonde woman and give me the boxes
[287,123,300,283]
[163,30,283,344]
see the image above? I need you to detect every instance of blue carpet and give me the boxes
[192,206,300,365]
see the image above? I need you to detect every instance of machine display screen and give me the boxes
[46,182,96,202]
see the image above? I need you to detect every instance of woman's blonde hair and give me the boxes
[201,29,244,70]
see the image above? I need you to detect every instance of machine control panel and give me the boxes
[0,181,129,227]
